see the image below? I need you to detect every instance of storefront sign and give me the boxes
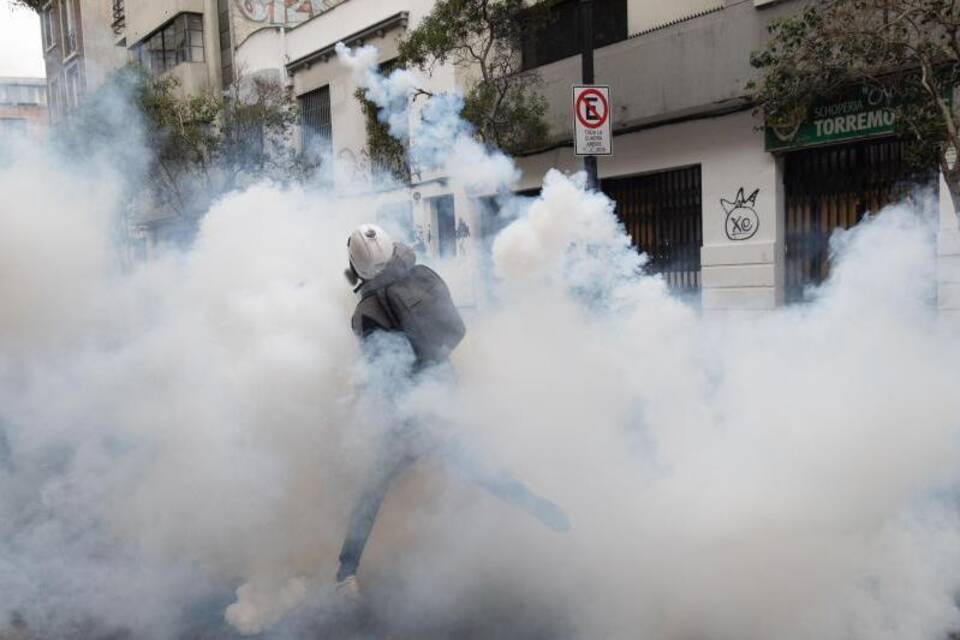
[765,86,897,152]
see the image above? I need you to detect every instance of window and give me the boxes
[521,0,628,70]
[0,85,43,105]
[0,118,29,135]
[60,0,78,57]
[65,63,83,109]
[41,4,55,50]
[135,13,205,74]
[299,85,332,159]
[48,76,60,118]
[431,195,457,258]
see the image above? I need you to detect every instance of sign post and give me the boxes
[578,0,602,191]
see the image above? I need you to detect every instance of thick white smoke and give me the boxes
[0,45,959,640]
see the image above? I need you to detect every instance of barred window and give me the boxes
[299,85,332,159]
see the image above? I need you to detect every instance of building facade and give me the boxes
[38,0,319,117]
[230,0,958,317]
[108,0,351,97]
[509,0,957,321]
[40,0,959,319]
[39,0,127,121]
[0,77,48,137]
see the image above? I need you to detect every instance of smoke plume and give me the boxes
[0,45,958,640]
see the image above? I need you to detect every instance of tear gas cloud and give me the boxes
[0,45,959,640]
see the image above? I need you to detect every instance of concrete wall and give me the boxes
[289,27,402,183]
[531,0,800,144]
[167,61,211,95]
[516,109,781,312]
[233,26,284,77]
[42,1,128,121]
[282,0,433,63]
[203,0,223,92]
[79,0,128,90]
[627,0,724,36]
[231,0,800,312]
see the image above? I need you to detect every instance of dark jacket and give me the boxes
[351,243,417,339]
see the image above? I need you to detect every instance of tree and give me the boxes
[59,66,309,228]
[134,72,222,217]
[396,0,549,155]
[355,87,411,183]
[11,0,46,11]
[132,69,306,219]
[748,0,960,216]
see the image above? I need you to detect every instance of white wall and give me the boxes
[516,109,782,312]
[167,60,211,95]
[530,0,799,145]
[233,26,284,77]
[627,0,724,36]
[286,27,403,184]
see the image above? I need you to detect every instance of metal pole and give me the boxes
[580,0,598,191]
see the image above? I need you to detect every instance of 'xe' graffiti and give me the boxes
[721,188,760,241]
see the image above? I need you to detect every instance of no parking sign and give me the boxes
[573,85,612,156]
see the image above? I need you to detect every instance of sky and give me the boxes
[0,1,45,78]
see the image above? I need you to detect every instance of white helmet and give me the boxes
[348,224,395,280]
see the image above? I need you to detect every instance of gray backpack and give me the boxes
[375,265,466,365]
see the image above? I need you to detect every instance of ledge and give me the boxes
[286,12,408,73]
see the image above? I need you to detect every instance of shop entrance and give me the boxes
[783,138,936,302]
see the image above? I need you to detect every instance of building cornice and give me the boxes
[285,11,408,73]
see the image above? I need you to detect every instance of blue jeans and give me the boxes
[335,423,570,581]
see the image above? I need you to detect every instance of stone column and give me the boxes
[700,113,785,316]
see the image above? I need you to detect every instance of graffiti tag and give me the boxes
[721,188,760,241]
[237,0,343,25]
